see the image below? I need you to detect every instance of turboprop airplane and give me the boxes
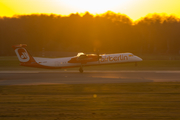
[12,44,142,73]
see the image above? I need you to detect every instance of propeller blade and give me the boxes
[96,50,101,64]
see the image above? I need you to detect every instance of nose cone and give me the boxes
[139,57,143,61]
[136,56,143,61]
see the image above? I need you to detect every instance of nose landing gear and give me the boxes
[135,62,137,66]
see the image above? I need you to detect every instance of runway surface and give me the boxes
[0,71,180,85]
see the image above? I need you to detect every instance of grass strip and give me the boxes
[0,83,180,120]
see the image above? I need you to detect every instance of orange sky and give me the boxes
[1,0,180,21]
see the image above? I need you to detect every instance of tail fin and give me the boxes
[12,44,37,66]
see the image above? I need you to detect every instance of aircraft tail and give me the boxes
[12,44,38,66]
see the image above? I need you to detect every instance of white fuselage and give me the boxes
[34,53,142,68]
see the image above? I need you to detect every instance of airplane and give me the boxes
[12,44,143,73]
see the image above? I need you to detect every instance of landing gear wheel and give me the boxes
[79,67,83,73]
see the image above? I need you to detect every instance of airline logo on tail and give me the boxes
[15,48,30,62]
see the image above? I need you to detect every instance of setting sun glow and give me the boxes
[60,0,130,13]
[1,0,180,21]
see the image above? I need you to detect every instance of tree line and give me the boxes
[0,11,180,56]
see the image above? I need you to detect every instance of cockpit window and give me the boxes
[129,54,134,57]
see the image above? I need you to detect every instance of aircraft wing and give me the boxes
[68,53,101,64]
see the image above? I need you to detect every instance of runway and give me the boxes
[0,71,180,85]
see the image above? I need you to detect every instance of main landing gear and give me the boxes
[79,63,83,73]
[79,67,83,73]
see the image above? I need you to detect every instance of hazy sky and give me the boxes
[1,0,180,21]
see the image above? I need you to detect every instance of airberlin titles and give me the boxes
[100,55,128,62]
[68,54,128,63]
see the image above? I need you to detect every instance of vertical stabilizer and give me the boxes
[12,44,37,66]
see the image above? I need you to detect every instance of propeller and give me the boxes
[95,49,101,64]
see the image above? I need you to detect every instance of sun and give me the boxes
[60,0,129,14]
[0,3,15,17]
